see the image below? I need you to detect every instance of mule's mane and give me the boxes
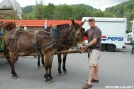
[56,24,69,27]
[74,22,80,27]
[56,24,70,31]
[0,22,15,27]
[1,21,14,25]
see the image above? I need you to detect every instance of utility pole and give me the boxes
[36,0,43,19]
[100,9,101,17]
[38,4,41,19]
[126,12,130,30]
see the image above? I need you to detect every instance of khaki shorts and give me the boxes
[88,49,100,66]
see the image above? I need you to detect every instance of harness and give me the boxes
[60,27,75,48]
[7,25,80,56]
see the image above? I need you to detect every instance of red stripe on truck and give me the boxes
[84,36,88,40]
[84,36,106,40]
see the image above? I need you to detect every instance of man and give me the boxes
[81,17,102,89]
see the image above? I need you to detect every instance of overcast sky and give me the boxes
[0,0,129,11]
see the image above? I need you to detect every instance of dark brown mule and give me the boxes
[36,22,85,73]
[57,29,85,74]
[4,20,85,83]
[31,21,86,74]
[0,21,16,61]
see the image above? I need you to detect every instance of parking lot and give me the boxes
[0,45,134,89]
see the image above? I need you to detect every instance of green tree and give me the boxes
[22,5,34,14]
[56,4,72,20]
[42,3,55,19]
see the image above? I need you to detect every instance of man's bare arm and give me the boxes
[86,38,98,47]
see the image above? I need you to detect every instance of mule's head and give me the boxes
[0,22,16,31]
[71,19,86,49]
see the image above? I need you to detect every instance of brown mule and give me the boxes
[0,21,16,62]
[4,20,85,83]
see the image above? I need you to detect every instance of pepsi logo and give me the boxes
[102,36,107,41]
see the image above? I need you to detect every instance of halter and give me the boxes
[60,24,83,49]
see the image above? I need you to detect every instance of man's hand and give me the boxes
[80,45,88,50]
[80,46,86,50]
[80,45,89,53]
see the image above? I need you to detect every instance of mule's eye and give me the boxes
[78,34,80,35]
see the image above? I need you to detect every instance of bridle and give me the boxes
[60,24,83,49]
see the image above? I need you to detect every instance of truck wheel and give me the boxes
[101,44,106,51]
[107,44,116,52]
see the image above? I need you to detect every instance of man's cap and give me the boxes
[88,17,95,21]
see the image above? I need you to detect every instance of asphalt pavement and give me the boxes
[0,45,134,89]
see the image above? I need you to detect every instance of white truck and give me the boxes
[82,17,127,52]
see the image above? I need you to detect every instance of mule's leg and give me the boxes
[47,63,54,83]
[37,55,41,68]
[5,53,10,63]
[48,54,54,82]
[63,53,67,74]
[44,53,50,83]
[9,52,18,79]
[44,51,54,83]
[57,54,62,74]
[41,55,44,67]
[44,64,49,82]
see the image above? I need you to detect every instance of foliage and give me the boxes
[22,5,34,14]
[104,0,134,30]
[21,0,134,31]
[105,0,134,20]
[21,0,134,20]
[126,29,132,33]
[21,3,99,20]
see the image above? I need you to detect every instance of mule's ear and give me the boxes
[71,19,75,26]
[50,24,53,29]
[80,20,86,27]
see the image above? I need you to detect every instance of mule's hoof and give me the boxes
[38,66,41,69]
[58,73,62,75]
[12,75,18,79]
[16,75,19,77]
[51,79,55,82]
[64,71,67,74]
[12,76,17,79]
[45,80,51,84]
